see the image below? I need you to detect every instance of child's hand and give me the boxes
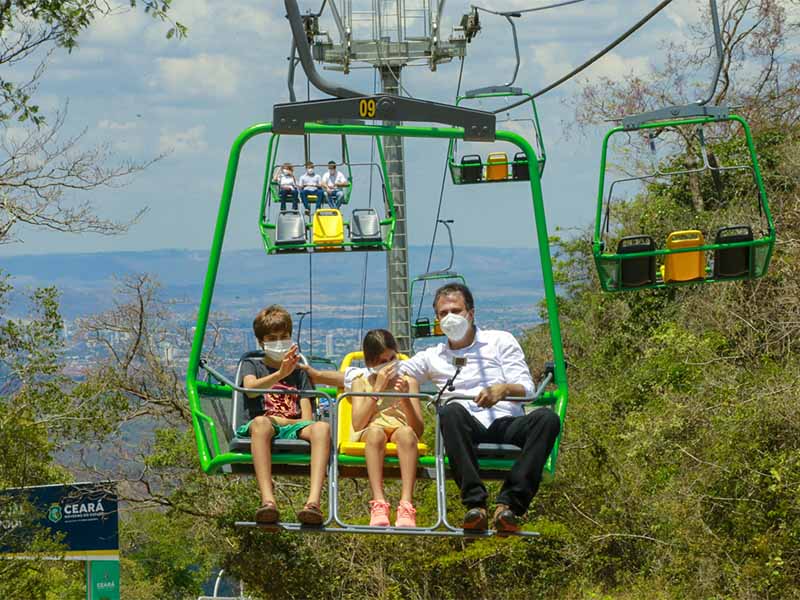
[373,362,398,393]
[278,344,300,378]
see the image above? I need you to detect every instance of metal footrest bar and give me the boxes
[233,521,540,537]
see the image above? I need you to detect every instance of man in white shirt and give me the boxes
[321,160,349,209]
[400,283,561,534]
[298,161,327,213]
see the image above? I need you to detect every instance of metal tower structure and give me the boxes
[308,1,476,353]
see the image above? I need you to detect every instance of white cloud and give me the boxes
[159,125,208,155]
[152,53,242,100]
[581,51,651,82]
[98,119,138,131]
[85,7,148,45]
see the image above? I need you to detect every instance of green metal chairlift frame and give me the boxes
[592,113,776,292]
[447,87,547,185]
[185,120,569,536]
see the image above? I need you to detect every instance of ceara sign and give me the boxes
[0,482,118,561]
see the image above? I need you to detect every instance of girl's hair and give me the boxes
[282,162,293,171]
[362,329,398,365]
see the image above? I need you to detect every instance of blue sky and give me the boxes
[0,0,709,257]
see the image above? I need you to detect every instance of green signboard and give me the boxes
[87,560,119,600]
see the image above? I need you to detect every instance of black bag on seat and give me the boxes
[714,225,753,279]
[512,151,530,181]
[617,235,656,287]
[275,210,306,245]
[460,155,483,183]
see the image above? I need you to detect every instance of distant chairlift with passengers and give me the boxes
[592,0,775,292]
[260,132,396,254]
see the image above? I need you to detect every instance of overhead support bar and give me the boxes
[273,96,496,141]
[622,104,729,130]
[285,0,363,99]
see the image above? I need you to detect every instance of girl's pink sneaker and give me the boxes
[369,500,390,527]
[395,501,417,528]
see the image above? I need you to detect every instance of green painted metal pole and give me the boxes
[186,122,273,471]
[496,129,569,476]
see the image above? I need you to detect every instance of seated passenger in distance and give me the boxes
[321,160,349,210]
[273,162,299,211]
[238,304,330,525]
[400,283,561,535]
[350,329,423,528]
[298,161,327,214]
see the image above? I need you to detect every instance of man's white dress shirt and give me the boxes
[400,328,534,428]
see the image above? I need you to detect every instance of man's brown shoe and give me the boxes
[493,504,520,536]
[462,507,489,532]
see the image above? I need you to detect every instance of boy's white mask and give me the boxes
[262,339,293,362]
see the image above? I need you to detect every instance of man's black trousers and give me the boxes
[439,403,561,516]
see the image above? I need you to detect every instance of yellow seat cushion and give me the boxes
[339,440,430,457]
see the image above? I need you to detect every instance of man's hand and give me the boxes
[475,384,508,408]
[277,344,300,378]
[296,362,317,381]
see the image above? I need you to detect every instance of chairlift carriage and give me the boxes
[409,219,468,348]
[591,0,775,292]
[259,133,396,254]
[447,86,546,185]
[593,114,776,292]
[185,0,571,539]
[188,115,568,537]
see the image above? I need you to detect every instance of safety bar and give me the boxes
[198,359,332,401]
[438,371,554,406]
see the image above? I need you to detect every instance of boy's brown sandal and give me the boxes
[297,501,324,525]
[255,501,279,524]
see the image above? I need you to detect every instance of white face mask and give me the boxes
[306,168,314,175]
[368,359,398,375]
[282,169,290,176]
[440,313,471,342]
[329,167,336,174]
[262,339,293,362]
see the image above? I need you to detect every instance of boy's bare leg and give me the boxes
[363,426,389,501]
[390,426,418,503]
[299,421,330,505]
[249,416,276,505]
